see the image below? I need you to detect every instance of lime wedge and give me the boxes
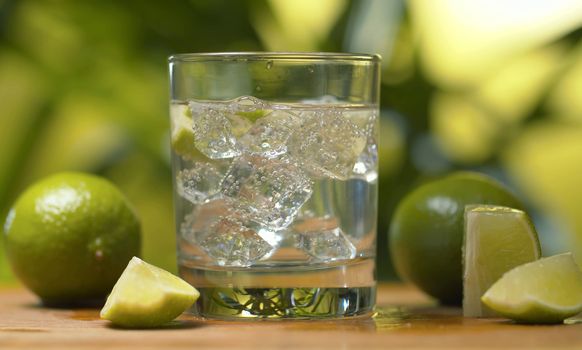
[463,205,541,317]
[170,104,201,159]
[482,253,582,324]
[100,257,199,328]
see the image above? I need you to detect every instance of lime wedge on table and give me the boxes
[100,257,199,328]
[482,253,582,324]
[463,205,541,317]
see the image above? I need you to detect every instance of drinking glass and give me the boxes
[168,52,381,319]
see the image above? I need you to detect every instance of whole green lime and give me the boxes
[389,172,523,305]
[3,172,141,305]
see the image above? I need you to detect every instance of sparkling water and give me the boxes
[171,96,378,318]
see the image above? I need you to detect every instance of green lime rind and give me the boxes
[462,205,541,317]
[100,257,199,328]
[482,253,582,324]
[3,172,141,304]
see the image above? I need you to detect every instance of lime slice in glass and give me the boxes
[170,104,201,159]
[236,109,269,122]
[482,253,582,324]
[463,205,541,317]
[170,104,269,159]
[100,257,199,328]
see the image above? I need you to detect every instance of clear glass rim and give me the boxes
[168,52,381,63]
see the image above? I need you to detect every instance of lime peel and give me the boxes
[3,172,140,304]
[481,253,582,324]
[100,257,199,328]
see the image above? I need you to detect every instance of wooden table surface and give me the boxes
[1,283,582,349]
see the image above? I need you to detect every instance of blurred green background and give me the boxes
[1,0,582,283]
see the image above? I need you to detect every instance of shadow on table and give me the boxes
[106,319,204,331]
[23,298,105,310]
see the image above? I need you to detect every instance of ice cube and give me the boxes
[221,155,313,230]
[188,99,253,159]
[180,199,230,244]
[287,110,367,180]
[180,199,278,267]
[199,216,275,267]
[239,110,301,158]
[351,140,378,182]
[293,216,356,261]
[176,162,224,204]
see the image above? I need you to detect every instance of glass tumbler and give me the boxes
[168,52,381,319]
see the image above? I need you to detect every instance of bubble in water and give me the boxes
[188,101,249,159]
[176,162,224,204]
[287,110,367,180]
[199,216,275,267]
[239,110,301,158]
[234,96,265,111]
[266,60,273,70]
[180,199,278,267]
[188,97,272,159]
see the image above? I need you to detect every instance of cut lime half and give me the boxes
[482,253,582,324]
[100,257,199,328]
[463,205,541,317]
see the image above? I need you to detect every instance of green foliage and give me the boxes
[0,0,267,282]
[1,0,581,285]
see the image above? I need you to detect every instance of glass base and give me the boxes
[179,257,376,320]
[190,286,375,320]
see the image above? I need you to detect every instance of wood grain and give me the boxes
[1,284,581,349]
